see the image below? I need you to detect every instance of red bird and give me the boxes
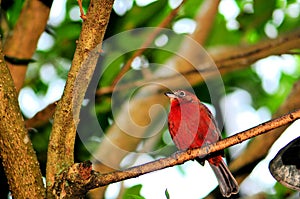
[165,90,239,197]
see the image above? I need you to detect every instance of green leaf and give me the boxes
[165,188,170,199]
[5,0,24,28]
[123,184,145,199]
[268,182,295,198]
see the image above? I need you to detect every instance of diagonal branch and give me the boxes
[0,42,45,198]
[91,108,300,186]
[97,29,300,95]
[212,30,300,70]
[46,0,114,197]
[206,79,300,198]
[56,108,300,197]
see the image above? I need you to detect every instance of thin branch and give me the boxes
[96,29,300,96]
[205,80,300,198]
[78,0,87,20]
[111,0,186,86]
[55,108,300,197]
[91,108,300,186]
[213,31,300,69]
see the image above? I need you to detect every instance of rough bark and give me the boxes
[0,42,45,198]
[46,0,114,198]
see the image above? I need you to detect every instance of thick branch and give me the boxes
[56,108,300,197]
[0,43,45,197]
[46,0,114,197]
[3,0,53,93]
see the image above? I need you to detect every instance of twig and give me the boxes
[96,64,216,96]
[213,30,300,68]
[77,0,87,20]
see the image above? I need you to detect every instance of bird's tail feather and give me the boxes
[209,159,239,197]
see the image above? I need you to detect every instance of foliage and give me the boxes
[122,184,145,199]
[267,182,296,199]
[165,188,170,199]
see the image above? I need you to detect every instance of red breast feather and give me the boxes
[168,98,221,150]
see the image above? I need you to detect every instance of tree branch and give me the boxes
[46,0,114,197]
[92,108,300,186]
[212,30,300,70]
[192,0,221,45]
[205,79,300,198]
[56,108,300,198]
[0,43,45,198]
[3,0,53,93]
[25,26,300,131]
[97,29,300,95]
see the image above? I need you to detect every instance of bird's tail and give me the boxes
[209,157,239,197]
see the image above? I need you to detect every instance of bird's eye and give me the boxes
[178,91,185,97]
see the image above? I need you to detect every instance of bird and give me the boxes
[165,90,239,197]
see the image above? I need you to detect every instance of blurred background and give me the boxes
[1,0,300,198]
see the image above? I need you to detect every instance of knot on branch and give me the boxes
[53,161,93,199]
[67,161,93,182]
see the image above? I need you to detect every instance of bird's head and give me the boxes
[165,90,199,104]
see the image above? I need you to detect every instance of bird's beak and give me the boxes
[164,91,177,98]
